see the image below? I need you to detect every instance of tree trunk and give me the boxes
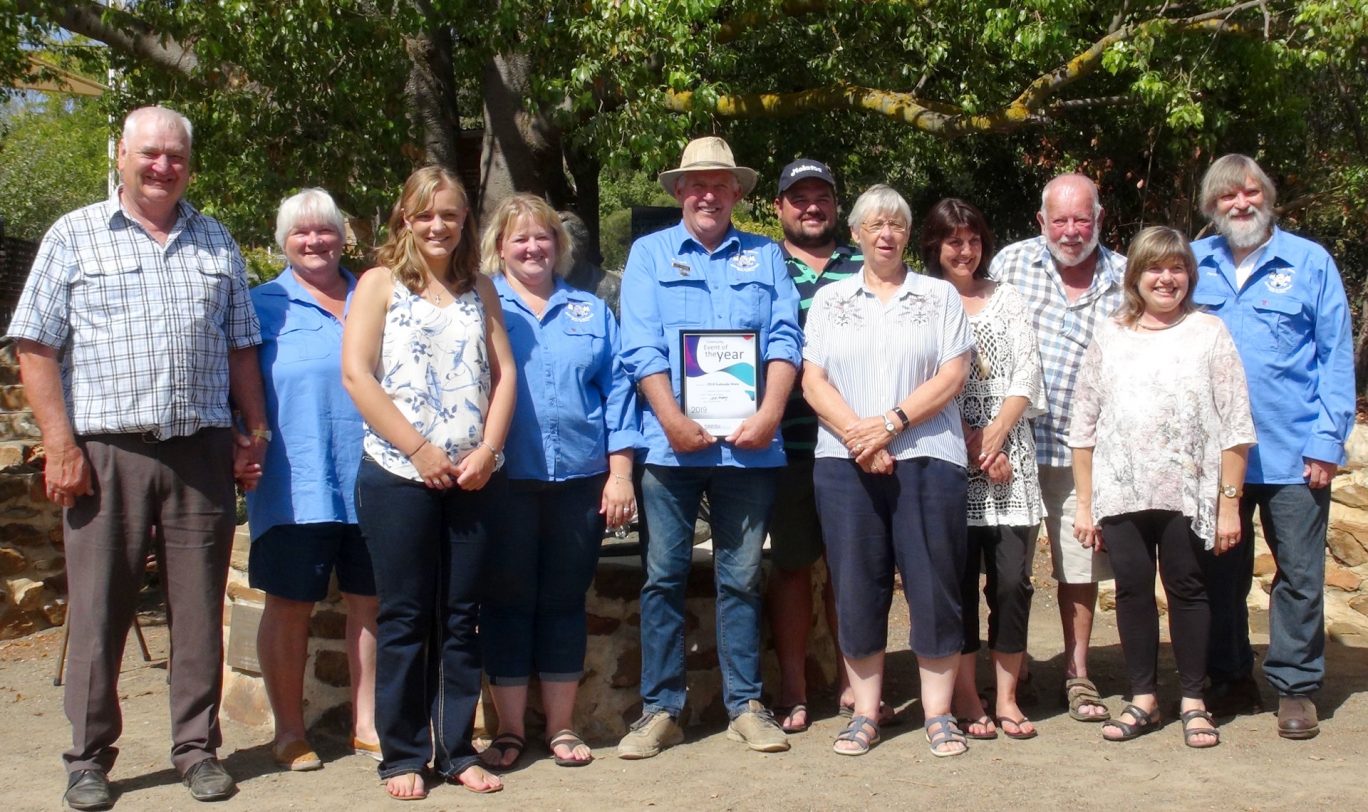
[403,13,460,172]
[564,141,602,265]
[478,52,572,222]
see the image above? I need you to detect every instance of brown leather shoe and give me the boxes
[1205,675,1264,716]
[1277,695,1320,740]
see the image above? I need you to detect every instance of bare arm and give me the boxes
[341,268,460,487]
[1215,445,1251,556]
[1070,446,1100,550]
[16,340,89,507]
[228,346,268,491]
[456,275,517,490]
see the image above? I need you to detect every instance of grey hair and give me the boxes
[847,184,912,230]
[1039,174,1102,219]
[1199,154,1277,219]
[275,188,347,251]
[122,106,194,148]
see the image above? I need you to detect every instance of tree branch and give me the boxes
[670,2,1264,137]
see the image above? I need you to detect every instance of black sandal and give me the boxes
[1102,703,1161,741]
[1180,709,1221,749]
[479,732,525,771]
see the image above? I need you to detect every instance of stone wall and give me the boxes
[0,342,66,639]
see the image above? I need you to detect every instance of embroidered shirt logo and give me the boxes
[730,251,758,272]
[565,302,593,322]
[1265,270,1293,293]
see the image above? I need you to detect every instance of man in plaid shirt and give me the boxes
[8,107,266,809]
[988,174,1124,724]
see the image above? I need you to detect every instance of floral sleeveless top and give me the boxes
[363,277,490,481]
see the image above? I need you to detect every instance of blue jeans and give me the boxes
[481,474,606,683]
[355,458,499,779]
[1204,483,1330,696]
[639,464,779,718]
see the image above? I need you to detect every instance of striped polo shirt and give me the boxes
[803,268,974,466]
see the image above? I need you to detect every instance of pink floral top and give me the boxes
[1068,312,1256,548]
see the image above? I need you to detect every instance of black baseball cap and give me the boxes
[777,159,836,195]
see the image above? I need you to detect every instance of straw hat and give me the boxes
[657,136,759,197]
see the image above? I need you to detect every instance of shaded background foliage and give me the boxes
[1,0,1364,353]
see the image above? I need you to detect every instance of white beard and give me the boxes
[1216,205,1274,250]
[1045,230,1100,269]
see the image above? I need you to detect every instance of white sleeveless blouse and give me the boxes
[363,277,490,481]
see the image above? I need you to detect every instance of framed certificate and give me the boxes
[679,330,762,436]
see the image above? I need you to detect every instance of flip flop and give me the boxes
[996,715,1039,740]
[957,715,998,740]
[774,703,810,734]
[384,771,428,802]
[479,732,525,771]
[547,729,594,767]
[451,763,503,794]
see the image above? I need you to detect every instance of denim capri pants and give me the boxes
[815,456,967,660]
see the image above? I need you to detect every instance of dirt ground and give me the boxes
[4,547,1368,812]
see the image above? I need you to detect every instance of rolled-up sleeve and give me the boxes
[619,240,670,382]
[600,308,643,452]
[762,244,802,367]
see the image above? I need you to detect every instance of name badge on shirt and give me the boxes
[671,259,692,277]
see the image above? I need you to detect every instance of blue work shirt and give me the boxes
[496,275,641,481]
[245,267,363,538]
[619,221,802,468]
[1192,226,1355,484]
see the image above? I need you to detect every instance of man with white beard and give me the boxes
[1191,154,1354,738]
[990,174,1125,724]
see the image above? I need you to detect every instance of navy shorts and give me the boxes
[248,522,376,602]
[767,459,824,572]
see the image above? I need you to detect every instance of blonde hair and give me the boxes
[1117,226,1197,327]
[375,166,479,295]
[479,194,572,277]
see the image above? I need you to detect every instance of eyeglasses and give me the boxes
[860,220,908,235]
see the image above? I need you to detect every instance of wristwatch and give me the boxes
[1220,483,1242,498]
[891,407,911,430]
[249,428,272,442]
[882,414,898,434]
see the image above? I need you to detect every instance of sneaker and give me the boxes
[182,757,235,802]
[617,710,684,759]
[726,700,791,752]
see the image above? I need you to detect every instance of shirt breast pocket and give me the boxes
[1191,288,1229,313]
[728,280,772,331]
[659,278,710,327]
[191,251,235,323]
[74,259,143,321]
[270,320,331,365]
[1251,294,1309,354]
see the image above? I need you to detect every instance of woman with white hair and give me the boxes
[476,194,639,770]
[803,184,975,758]
[246,188,380,772]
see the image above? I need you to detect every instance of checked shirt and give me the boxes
[6,193,260,439]
[988,236,1124,467]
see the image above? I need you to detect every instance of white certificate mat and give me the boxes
[679,330,761,436]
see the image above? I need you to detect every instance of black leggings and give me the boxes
[960,524,1037,654]
[1101,510,1210,699]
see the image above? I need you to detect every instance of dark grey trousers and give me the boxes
[62,429,235,776]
